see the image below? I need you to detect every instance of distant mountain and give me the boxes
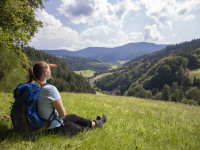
[42,42,167,64]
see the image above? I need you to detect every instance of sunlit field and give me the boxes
[74,70,95,78]
[0,92,200,150]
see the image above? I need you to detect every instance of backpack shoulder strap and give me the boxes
[42,109,63,128]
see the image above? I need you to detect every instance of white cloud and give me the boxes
[179,0,200,13]
[141,0,200,29]
[113,0,141,20]
[130,32,143,41]
[36,9,62,29]
[144,24,163,42]
[30,10,80,50]
[58,0,140,25]
[29,0,200,50]
[183,15,195,21]
[58,0,112,24]
[80,24,113,37]
[79,24,130,48]
[29,9,131,50]
[141,0,177,29]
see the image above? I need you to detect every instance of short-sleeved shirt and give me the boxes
[38,84,63,129]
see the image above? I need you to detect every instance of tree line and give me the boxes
[95,39,200,105]
[60,55,110,72]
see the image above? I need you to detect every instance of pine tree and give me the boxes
[162,84,171,101]
[171,89,184,102]
[171,82,178,93]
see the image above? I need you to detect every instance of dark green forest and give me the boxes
[60,55,110,72]
[22,46,95,93]
[95,39,200,105]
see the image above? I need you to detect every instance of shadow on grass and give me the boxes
[0,121,72,144]
[0,122,14,142]
[0,122,42,143]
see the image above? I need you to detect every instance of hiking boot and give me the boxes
[96,115,101,120]
[94,114,107,128]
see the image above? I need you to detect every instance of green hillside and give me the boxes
[189,69,200,79]
[60,55,111,72]
[74,70,96,78]
[1,92,200,150]
[95,39,200,105]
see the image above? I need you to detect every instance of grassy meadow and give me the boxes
[74,70,96,78]
[118,60,129,65]
[189,69,200,79]
[0,92,200,150]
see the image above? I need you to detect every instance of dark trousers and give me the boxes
[48,114,92,135]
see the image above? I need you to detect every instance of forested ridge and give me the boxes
[95,39,200,105]
[22,46,95,93]
[43,42,166,64]
[60,55,110,72]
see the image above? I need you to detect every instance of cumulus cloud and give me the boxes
[113,0,141,20]
[79,24,130,48]
[130,32,143,41]
[58,0,140,24]
[141,0,200,29]
[178,8,188,15]
[180,0,200,12]
[144,24,163,42]
[183,15,195,21]
[58,0,111,24]
[66,0,94,17]
[29,0,200,50]
[36,9,62,28]
[30,10,80,50]
[80,25,113,37]
[29,9,131,50]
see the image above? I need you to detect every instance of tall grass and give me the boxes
[0,92,200,150]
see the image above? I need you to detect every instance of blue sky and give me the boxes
[29,0,200,51]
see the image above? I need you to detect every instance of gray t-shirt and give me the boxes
[38,84,63,129]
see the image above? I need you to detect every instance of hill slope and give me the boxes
[95,39,200,104]
[1,92,200,149]
[60,55,111,72]
[43,42,166,64]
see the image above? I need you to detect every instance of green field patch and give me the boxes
[74,70,96,78]
[109,65,118,70]
[1,92,200,150]
[189,69,200,79]
[89,73,112,86]
[118,60,129,65]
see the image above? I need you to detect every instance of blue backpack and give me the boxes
[11,82,55,135]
